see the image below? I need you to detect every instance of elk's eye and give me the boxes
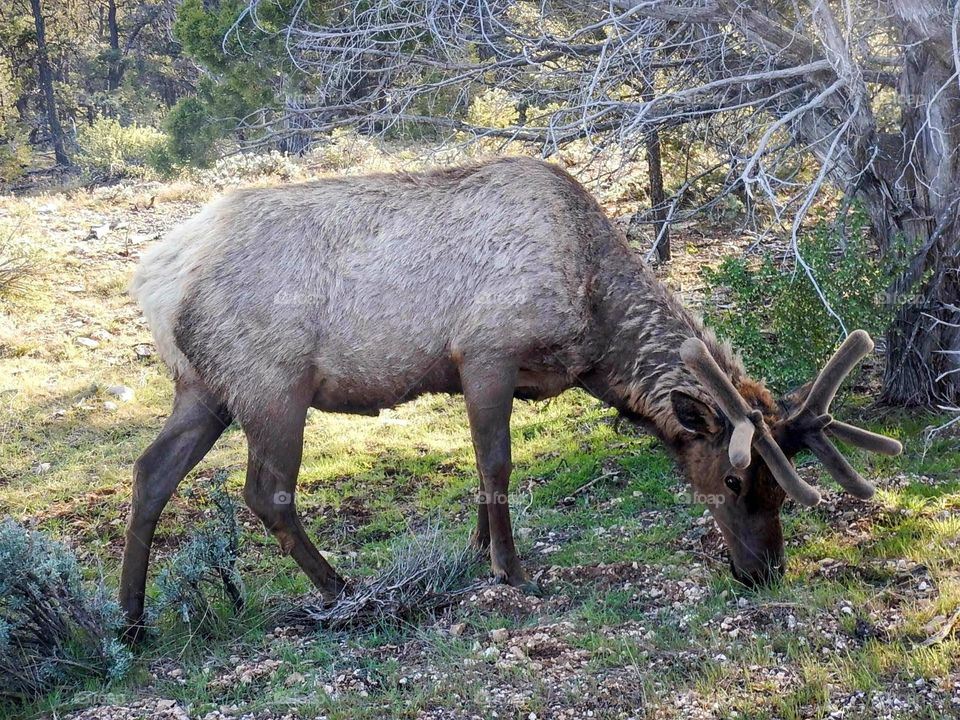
[725,475,742,495]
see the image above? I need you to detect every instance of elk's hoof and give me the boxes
[493,568,541,596]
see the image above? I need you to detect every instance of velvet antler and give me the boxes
[780,330,902,499]
[680,338,822,507]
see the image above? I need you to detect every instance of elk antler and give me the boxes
[680,337,822,507]
[781,330,902,500]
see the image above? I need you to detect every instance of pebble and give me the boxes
[75,337,100,349]
[106,385,135,402]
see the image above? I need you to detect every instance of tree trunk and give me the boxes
[29,0,69,166]
[106,0,122,92]
[646,130,670,262]
[860,17,960,407]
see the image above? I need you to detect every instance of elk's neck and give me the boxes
[585,259,748,449]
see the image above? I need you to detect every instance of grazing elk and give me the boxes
[121,157,901,635]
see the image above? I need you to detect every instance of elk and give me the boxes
[120,157,901,635]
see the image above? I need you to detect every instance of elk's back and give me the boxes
[132,157,618,418]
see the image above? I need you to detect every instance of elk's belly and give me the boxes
[308,360,575,415]
[309,355,462,414]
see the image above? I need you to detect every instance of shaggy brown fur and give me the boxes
[121,157,794,636]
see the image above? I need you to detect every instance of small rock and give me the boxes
[103,401,118,412]
[134,343,154,359]
[284,672,305,687]
[75,337,100,349]
[490,628,510,643]
[106,385,135,402]
[90,222,111,239]
[33,462,51,475]
[449,623,467,637]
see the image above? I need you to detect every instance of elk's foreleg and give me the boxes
[119,378,231,641]
[241,396,346,600]
[461,360,535,591]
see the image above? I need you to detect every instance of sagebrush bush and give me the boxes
[151,471,243,633]
[76,116,168,179]
[0,518,131,702]
[0,233,34,299]
[292,521,484,630]
[703,207,907,393]
[306,128,387,172]
[198,150,299,185]
[466,88,519,129]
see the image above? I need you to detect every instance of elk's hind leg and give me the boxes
[460,360,535,592]
[240,393,346,600]
[120,377,232,640]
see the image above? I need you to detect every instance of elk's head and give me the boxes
[670,330,902,588]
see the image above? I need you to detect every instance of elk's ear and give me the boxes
[670,390,723,435]
[778,381,814,416]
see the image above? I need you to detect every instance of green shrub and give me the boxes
[0,518,131,702]
[702,207,908,393]
[164,95,220,167]
[151,471,243,634]
[75,116,168,179]
[0,125,30,183]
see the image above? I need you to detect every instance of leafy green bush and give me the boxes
[703,208,907,393]
[0,518,131,702]
[76,116,168,179]
[151,471,243,633]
